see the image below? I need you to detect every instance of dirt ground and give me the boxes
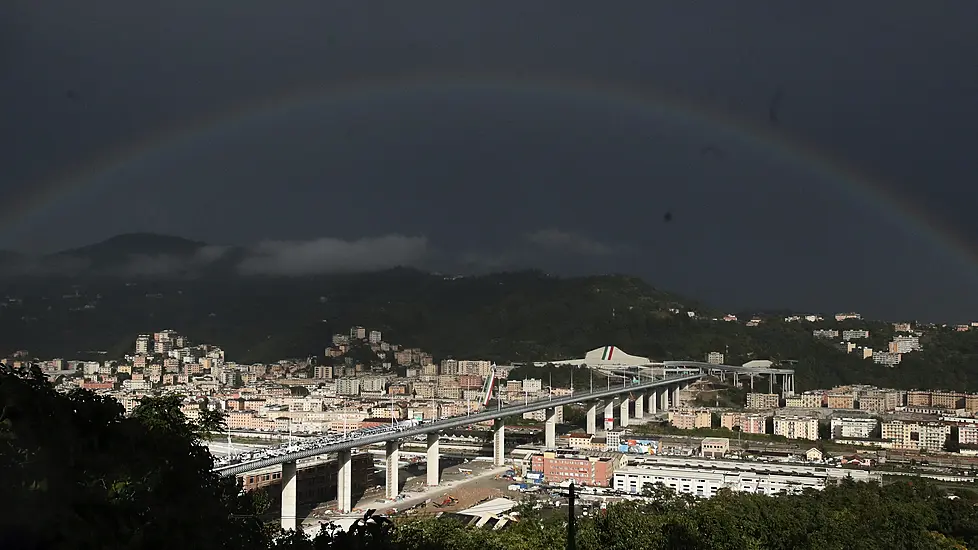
[302,460,515,526]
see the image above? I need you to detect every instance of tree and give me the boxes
[0,364,273,550]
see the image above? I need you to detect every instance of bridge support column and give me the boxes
[634,393,644,419]
[545,407,558,448]
[426,432,440,486]
[603,400,615,431]
[281,460,297,531]
[385,440,401,499]
[671,385,679,408]
[661,388,670,412]
[769,374,774,394]
[337,449,352,513]
[493,420,506,466]
[649,389,658,415]
[586,402,598,435]
[619,398,630,428]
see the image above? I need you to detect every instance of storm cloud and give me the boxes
[236,235,429,276]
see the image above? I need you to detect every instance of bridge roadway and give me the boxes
[605,361,797,397]
[217,371,702,529]
[214,371,701,477]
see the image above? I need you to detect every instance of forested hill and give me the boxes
[3,267,978,391]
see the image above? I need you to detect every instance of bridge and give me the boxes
[214,359,795,530]
[607,360,798,396]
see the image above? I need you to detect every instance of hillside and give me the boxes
[3,262,978,390]
[3,234,978,391]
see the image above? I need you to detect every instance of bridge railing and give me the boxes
[214,371,703,477]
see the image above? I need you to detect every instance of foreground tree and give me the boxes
[0,364,273,550]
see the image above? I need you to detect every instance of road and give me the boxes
[206,440,272,456]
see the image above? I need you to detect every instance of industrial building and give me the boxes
[613,456,879,498]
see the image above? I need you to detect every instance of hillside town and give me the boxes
[6,315,978,516]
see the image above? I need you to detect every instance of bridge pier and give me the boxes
[337,449,352,513]
[619,398,630,428]
[670,385,679,408]
[385,440,400,499]
[649,389,658,415]
[493,420,505,466]
[426,432,440,486]
[603,400,615,431]
[661,387,670,411]
[586,402,598,434]
[544,407,558,448]
[634,392,644,419]
[281,460,297,531]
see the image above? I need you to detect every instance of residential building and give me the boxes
[830,417,878,439]
[746,393,780,410]
[881,420,950,452]
[773,416,819,441]
[720,412,768,434]
[668,409,712,430]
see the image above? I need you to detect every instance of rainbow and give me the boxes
[4,69,974,276]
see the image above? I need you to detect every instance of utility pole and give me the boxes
[567,482,577,550]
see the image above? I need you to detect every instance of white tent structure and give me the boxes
[538,345,650,368]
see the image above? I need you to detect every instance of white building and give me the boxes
[335,378,360,396]
[881,420,949,452]
[773,416,819,440]
[614,457,878,498]
[830,417,878,439]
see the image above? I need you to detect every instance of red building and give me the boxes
[528,451,617,487]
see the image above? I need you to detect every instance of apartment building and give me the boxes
[706,352,725,365]
[873,352,902,366]
[881,420,950,452]
[746,393,780,410]
[842,330,870,341]
[826,393,856,410]
[830,417,878,439]
[335,378,360,396]
[890,336,921,353]
[932,391,965,409]
[720,412,768,434]
[773,416,819,441]
[523,405,564,423]
[668,409,712,430]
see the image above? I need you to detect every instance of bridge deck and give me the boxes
[214,372,701,477]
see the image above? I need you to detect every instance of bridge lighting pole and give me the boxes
[287,418,293,452]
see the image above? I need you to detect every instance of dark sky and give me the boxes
[2,1,978,321]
